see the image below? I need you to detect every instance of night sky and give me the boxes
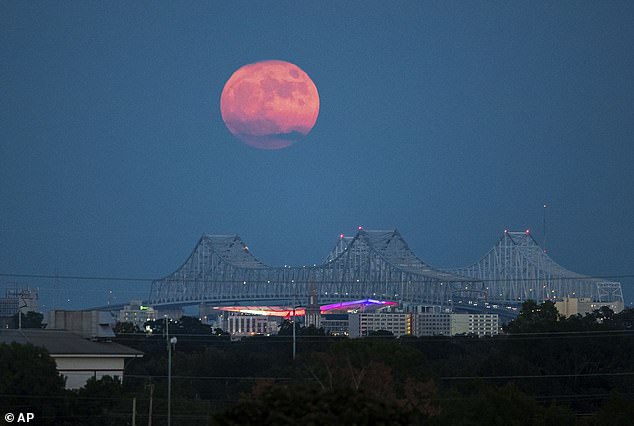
[1,1,633,309]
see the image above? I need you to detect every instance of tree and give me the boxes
[144,316,212,335]
[173,316,214,334]
[10,310,44,328]
[429,383,575,425]
[300,324,326,336]
[300,340,436,418]
[505,300,561,333]
[277,319,300,336]
[0,343,67,424]
[213,327,230,336]
[583,393,634,425]
[72,376,126,426]
[593,306,615,324]
[612,307,634,329]
[215,383,420,425]
[368,329,395,338]
[113,321,140,334]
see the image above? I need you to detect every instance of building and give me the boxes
[118,300,156,327]
[347,310,499,338]
[304,282,322,328]
[0,298,17,328]
[224,313,278,337]
[450,313,499,337]
[47,310,115,339]
[321,314,349,336]
[413,311,499,338]
[0,287,38,328]
[555,297,623,317]
[0,329,143,389]
[348,312,412,338]
[555,297,593,317]
[413,311,452,336]
[199,303,218,325]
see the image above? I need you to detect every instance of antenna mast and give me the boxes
[542,203,547,253]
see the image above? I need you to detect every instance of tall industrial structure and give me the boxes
[149,229,623,313]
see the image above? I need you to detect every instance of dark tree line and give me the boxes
[2,306,633,424]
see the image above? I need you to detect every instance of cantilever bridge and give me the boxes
[149,229,623,310]
[149,229,481,308]
[444,230,624,307]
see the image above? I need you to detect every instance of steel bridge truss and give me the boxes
[445,231,624,306]
[149,230,480,307]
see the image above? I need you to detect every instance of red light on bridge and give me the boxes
[339,233,345,239]
[525,229,530,234]
[358,226,363,230]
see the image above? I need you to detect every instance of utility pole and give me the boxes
[166,317,177,426]
[292,306,296,360]
[131,396,136,426]
[147,383,154,426]
[167,317,171,426]
[292,280,296,361]
[17,296,26,330]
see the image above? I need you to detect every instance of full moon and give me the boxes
[220,60,320,150]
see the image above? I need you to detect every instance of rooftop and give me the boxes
[0,329,142,357]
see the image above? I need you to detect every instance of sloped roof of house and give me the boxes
[0,329,143,357]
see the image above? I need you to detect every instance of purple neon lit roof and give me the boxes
[320,299,397,312]
[212,299,397,317]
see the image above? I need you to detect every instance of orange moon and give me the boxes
[220,60,320,150]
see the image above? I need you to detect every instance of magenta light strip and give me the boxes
[320,298,397,311]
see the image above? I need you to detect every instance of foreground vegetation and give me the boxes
[2,302,633,425]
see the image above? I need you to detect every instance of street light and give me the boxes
[166,319,177,426]
[291,304,303,361]
[17,297,27,330]
[292,305,296,360]
[291,280,296,360]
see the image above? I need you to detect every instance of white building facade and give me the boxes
[449,313,499,337]
[348,312,412,338]
[348,311,499,338]
[224,314,278,337]
[118,301,156,327]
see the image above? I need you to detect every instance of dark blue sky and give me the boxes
[1,1,633,309]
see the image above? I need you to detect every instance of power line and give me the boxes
[126,371,634,381]
[498,329,634,337]
[439,371,634,380]
[2,272,634,284]
[125,374,310,381]
[111,328,634,340]
[0,272,152,282]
